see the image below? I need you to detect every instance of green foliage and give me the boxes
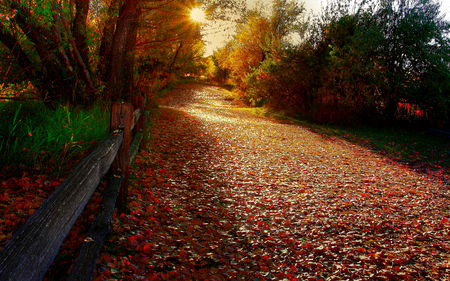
[237,0,450,125]
[0,100,109,177]
[370,0,450,119]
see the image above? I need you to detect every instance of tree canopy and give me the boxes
[215,0,305,94]
[0,0,243,106]
[216,0,450,123]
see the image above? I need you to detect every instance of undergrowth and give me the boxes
[0,100,110,178]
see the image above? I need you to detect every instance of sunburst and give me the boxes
[190,8,206,23]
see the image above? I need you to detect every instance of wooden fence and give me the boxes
[0,96,147,281]
[427,118,449,140]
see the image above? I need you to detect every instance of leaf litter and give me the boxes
[2,84,448,280]
[91,84,450,280]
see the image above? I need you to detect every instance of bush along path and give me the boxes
[94,84,450,280]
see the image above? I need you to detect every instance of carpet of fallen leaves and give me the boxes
[1,84,449,280]
[90,84,450,280]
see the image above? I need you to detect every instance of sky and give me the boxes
[201,0,450,56]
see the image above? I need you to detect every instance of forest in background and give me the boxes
[1,0,450,176]
[215,0,450,125]
[2,0,449,121]
[0,0,238,105]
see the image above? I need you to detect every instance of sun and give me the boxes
[190,8,206,23]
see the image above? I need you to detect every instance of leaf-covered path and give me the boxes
[99,84,450,280]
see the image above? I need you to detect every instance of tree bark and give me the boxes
[122,14,139,100]
[105,0,141,101]
[9,3,70,105]
[6,1,92,106]
[98,0,121,80]
[168,41,183,72]
[57,3,94,92]
[73,0,91,74]
[0,23,36,79]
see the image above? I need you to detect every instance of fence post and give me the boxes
[110,102,133,212]
[132,96,146,148]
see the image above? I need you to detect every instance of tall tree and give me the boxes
[217,13,272,88]
[373,0,450,119]
[0,0,250,105]
[73,0,91,74]
[105,0,141,101]
[299,0,450,122]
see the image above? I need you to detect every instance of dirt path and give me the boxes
[101,84,450,280]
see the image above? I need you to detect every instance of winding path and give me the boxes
[118,84,449,280]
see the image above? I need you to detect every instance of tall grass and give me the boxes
[0,100,109,178]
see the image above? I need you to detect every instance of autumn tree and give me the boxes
[217,14,272,89]
[216,0,305,94]
[313,0,450,122]
[0,0,244,106]
[131,0,207,93]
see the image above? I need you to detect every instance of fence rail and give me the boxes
[0,96,147,281]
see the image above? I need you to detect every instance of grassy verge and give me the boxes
[237,106,450,182]
[0,100,110,179]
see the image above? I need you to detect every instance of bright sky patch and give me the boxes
[190,8,206,23]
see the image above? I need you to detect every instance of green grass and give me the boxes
[0,100,110,178]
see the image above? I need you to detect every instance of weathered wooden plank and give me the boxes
[67,173,124,281]
[133,96,146,149]
[142,96,148,148]
[130,107,141,131]
[0,130,123,281]
[129,131,143,164]
[110,102,133,212]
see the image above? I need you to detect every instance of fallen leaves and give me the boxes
[88,84,450,280]
[1,84,449,280]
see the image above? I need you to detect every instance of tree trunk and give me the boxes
[122,14,139,100]
[10,4,71,106]
[73,0,91,75]
[105,0,141,101]
[6,1,91,107]
[0,23,36,79]
[168,41,183,72]
[98,0,121,80]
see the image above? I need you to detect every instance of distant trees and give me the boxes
[216,0,450,124]
[215,13,272,89]
[215,0,305,104]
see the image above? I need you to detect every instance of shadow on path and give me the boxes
[100,84,450,280]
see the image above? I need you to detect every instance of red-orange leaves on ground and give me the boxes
[89,84,450,280]
[0,175,63,250]
[3,84,446,280]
